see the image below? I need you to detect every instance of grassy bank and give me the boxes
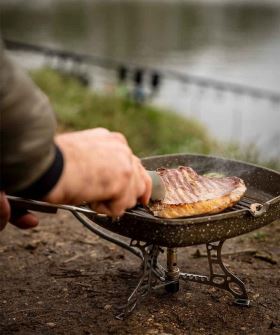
[31,68,279,170]
[31,68,215,157]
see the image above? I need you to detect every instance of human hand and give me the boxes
[0,192,10,231]
[46,128,152,216]
[92,154,152,216]
[0,192,39,231]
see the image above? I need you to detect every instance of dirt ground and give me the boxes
[0,212,279,335]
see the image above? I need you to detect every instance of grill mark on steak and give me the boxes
[176,169,198,202]
[198,177,212,193]
[181,169,196,195]
[198,178,212,197]
[204,178,220,192]
[148,166,247,218]
[178,170,198,202]
[160,168,196,203]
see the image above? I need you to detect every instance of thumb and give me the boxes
[10,209,39,229]
[0,192,11,231]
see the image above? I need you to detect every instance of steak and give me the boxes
[148,166,246,218]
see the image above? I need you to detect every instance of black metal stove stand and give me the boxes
[73,212,250,319]
[116,239,250,319]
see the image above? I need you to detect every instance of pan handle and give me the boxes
[248,202,269,217]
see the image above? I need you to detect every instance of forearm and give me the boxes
[0,46,62,196]
[0,43,151,217]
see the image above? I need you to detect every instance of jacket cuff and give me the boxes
[13,145,64,200]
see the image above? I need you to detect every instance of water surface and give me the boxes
[1,0,280,158]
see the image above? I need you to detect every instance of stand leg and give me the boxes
[206,241,250,306]
[180,241,250,306]
[116,241,161,319]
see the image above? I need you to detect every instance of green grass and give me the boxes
[31,68,279,170]
[31,68,215,157]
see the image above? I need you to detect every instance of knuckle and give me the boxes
[138,182,146,197]
[110,183,123,198]
[94,127,109,134]
[111,132,128,144]
[110,179,128,198]
[104,167,133,199]
[120,162,133,180]
[117,144,132,158]
[128,198,137,209]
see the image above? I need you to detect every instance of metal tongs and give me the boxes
[6,171,165,220]
[6,195,144,259]
[7,195,108,220]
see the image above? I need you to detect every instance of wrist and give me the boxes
[44,135,85,204]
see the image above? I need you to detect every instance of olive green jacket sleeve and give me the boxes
[0,41,58,194]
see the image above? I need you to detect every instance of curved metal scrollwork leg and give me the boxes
[180,241,250,306]
[116,241,162,319]
[206,241,250,306]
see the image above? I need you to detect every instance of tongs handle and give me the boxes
[6,195,107,219]
[7,196,58,214]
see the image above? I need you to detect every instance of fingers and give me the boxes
[90,158,151,217]
[131,156,152,206]
[0,192,10,231]
[10,209,39,229]
[52,128,134,204]
[52,127,151,215]
[91,185,137,216]
[138,169,152,205]
[91,201,125,217]
[101,158,145,216]
[0,195,39,231]
[105,183,139,216]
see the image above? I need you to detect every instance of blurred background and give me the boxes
[1,0,280,167]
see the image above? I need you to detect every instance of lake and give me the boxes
[1,0,280,159]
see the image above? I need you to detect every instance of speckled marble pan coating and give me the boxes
[89,154,280,247]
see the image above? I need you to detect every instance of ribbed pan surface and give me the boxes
[85,154,280,247]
